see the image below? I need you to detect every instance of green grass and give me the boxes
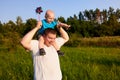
[0,46,120,80]
[60,47,120,80]
[0,46,33,80]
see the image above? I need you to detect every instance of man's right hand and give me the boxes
[36,21,42,29]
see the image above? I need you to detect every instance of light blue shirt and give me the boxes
[38,19,58,34]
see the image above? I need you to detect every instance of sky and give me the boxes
[0,0,120,23]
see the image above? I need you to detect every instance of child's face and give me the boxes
[46,13,55,23]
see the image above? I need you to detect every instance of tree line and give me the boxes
[0,7,120,48]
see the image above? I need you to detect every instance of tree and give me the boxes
[5,20,16,32]
[0,21,3,33]
[115,8,120,22]
[58,16,66,23]
[16,16,23,26]
[101,9,108,22]
[95,8,101,24]
[78,12,84,21]
[66,17,75,33]
[89,9,95,21]
[108,7,114,15]
[73,14,78,20]
[84,9,91,21]
[23,18,37,36]
[108,14,119,35]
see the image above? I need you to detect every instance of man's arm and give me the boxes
[20,21,42,50]
[57,26,69,42]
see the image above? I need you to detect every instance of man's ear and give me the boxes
[43,34,46,37]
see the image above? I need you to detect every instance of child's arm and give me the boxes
[57,21,71,30]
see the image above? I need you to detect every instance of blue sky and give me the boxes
[0,0,120,23]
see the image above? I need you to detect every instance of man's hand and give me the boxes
[36,21,42,29]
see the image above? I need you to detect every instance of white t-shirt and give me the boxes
[30,37,65,80]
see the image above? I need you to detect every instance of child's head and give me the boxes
[45,10,55,23]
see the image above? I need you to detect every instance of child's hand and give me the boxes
[36,21,42,29]
[65,24,71,30]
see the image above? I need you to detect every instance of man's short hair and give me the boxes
[44,28,57,35]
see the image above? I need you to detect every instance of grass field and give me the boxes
[0,46,120,80]
[61,47,120,80]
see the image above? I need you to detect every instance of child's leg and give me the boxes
[39,35,46,55]
[52,41,64,56]
[39,35,44,49]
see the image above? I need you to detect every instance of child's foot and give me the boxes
[39,48,46,56]
[57,50,64,56]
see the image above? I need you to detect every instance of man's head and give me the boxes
[45,10,55,23]
[43,28,57,46]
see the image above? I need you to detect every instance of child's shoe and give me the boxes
[57,50,64,56]
[39,48,46,56]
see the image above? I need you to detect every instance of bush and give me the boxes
[65,36,120,47]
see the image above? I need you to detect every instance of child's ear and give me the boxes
[45,13,49,19]
[45,15,47,18]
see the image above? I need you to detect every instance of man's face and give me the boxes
[44,33,56,46]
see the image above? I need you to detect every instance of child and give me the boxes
[37,9,70,56]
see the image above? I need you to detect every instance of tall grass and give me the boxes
[60,47,120,80]
[0,46,33,80]
[66,36,120,47]
[0,46,120,80]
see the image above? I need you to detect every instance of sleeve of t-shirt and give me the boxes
[30,40,39,55]
[55,37,66,48]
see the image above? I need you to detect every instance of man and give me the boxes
[20,21,69,80]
